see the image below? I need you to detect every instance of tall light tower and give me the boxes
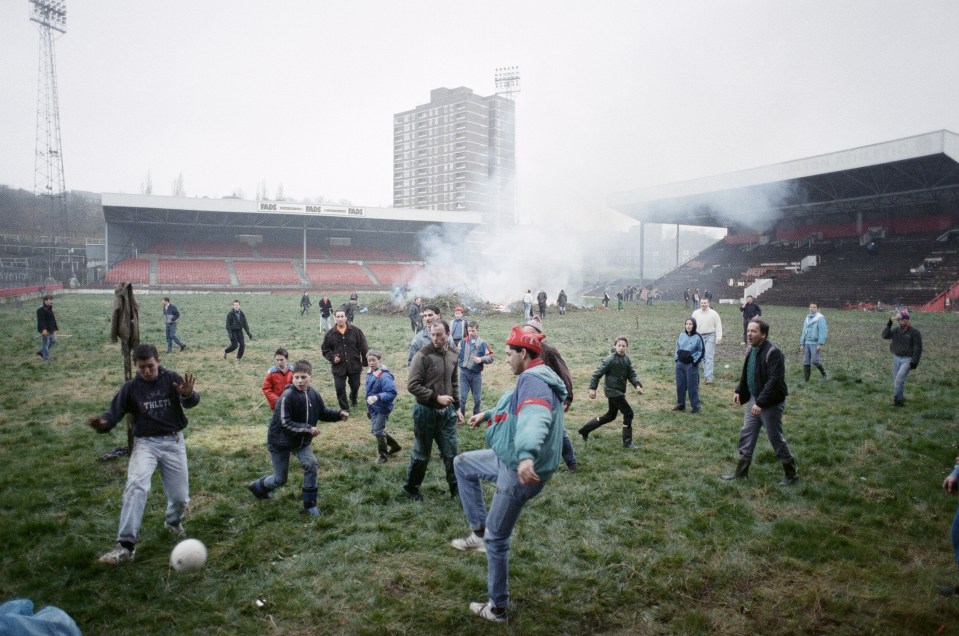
[494,66,521,100]
[492,66,520,225]
[31,0,70,236]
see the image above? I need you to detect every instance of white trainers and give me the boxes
[99,543,135,565]
[451,532,486,553]
[164,521,186,536]
[469,601,507,623]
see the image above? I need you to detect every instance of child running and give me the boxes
[579,336,643,449]
[365,350,402,463]
[247,360,348,516]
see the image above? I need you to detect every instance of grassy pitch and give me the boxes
[2,292,959,634]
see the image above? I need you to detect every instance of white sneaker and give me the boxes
[451,532,486,553]
[469,601,507,623]
[99,543,135,565]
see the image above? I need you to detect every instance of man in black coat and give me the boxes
[721,319,797,486]
[321,308,369,410]
[36,294,58,361]
[739,295,762,345]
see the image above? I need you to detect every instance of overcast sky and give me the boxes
[2,1,959,230]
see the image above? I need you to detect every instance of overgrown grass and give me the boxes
[2,293,959,634]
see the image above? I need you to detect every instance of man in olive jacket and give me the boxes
[321,308,369,411]
[721,318,797,486]
[403,320,464,501]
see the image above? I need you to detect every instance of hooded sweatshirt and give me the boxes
[675,318,705,365]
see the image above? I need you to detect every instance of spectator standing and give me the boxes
[523,289,533,321]
[300,292,312,316]
[224,300,253,360]
[536,288,547,319]
[557,289,568,315]
[673,317,704,413]
[36,294,58,361]
[262,348,294,411]
[408,296,423,334]
[739,295,762,345]
[691,298,723,384]
[161,297,186,354]
[407,304,441,367]
[321,309,369,411]
[684,288,691,309]
[403,320,463,501]
[318,295,333,332]
[881,309,922,407]
[616,290,624,310]
[348,291,359,323]
[458,320,494,417]
[800,302,829,382]
[721,319,797,485]
[87,344,199,564]
[450,306,467,349]
[693,288,701,305]
[602,291,610,308]
[449,326,565,624]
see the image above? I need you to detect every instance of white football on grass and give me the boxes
[170,538,207,573]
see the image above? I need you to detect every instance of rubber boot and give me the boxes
[442,456,458,499]
[622,425,636,449]
[376,436,388,464]
[779,459,798,486]
[302,487,320,516]
[247,477,274,500]
[385,434,402,455]
[814,363,828,380]
[578,418,601,442]
[403,459,428,501]
[721,458,751,480]
[803,365,811,382]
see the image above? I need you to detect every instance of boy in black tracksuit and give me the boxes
[247,360,348,516]
[579,336,643,448]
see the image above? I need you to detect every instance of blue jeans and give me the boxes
[561,430,576,467]
[737,399,792,462]
[701,332,717,380]
[321,315,332,332]
[802,344,822,366]
[117,434,189,545]
[523,303,532,321]
[370,412,389,437]
[165,323,185,352]
[460,368,484,416]
[262,444,318,491]
[40,332,57,360]
[675,361,701,409]
[892,355,912,402]
[951,503,959,568]
[454,449,546,608]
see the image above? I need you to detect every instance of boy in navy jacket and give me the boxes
[365,350,401,463]
[247,360,348,516]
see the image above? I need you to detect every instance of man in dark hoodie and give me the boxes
[321,309,369,411]
[247,360,348,516]
[403,320,463,501]
[721,319,797,486]
[87,344,199,565]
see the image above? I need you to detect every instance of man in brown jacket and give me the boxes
[403,320,464,501]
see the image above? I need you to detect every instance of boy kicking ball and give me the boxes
[87,344,199,565]
[247,360,348,516]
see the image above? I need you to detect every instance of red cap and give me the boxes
[506,325,544,354]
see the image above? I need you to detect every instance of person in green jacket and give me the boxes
[579,336,643,448]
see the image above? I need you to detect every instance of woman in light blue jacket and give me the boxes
[674,317,704,413]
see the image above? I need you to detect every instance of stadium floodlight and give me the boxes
[494,66,520,98]
[30,0,67,33]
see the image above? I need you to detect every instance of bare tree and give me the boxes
[256,180,269,201]
[275,183,285,201]
[172,172,185,197]
[140,170,153,195]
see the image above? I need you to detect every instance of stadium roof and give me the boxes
[101,193,482,234]
[609,130,959,230]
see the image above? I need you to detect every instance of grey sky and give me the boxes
[2,1,958,229]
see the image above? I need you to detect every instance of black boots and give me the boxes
[302,487,319,516]
[721,458,751,480]
[385,434,402,455]
[779,459,799,486]
[622,425,636,449]
[578,418,600,442]
[403,459,428,501]
[803,365,811,382]
[376,436,388,464]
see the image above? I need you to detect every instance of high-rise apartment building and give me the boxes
[393,87,515,226]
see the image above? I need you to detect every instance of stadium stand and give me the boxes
[390,249,421,262]
[183,241,252,257]
[326,245,393,261]
[305,263,374,287]
[366,263,425,287]
[157,259,230,285]
[104,258,150,284]
[144,241,178,256]
[233,260,301,285]
[259,243,328,259]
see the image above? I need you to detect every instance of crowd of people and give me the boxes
[65,287,936,621]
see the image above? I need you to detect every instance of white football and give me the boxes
[170,538,207,573]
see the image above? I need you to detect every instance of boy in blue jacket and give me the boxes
[365,350,401,463]
[247,360,348,516]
